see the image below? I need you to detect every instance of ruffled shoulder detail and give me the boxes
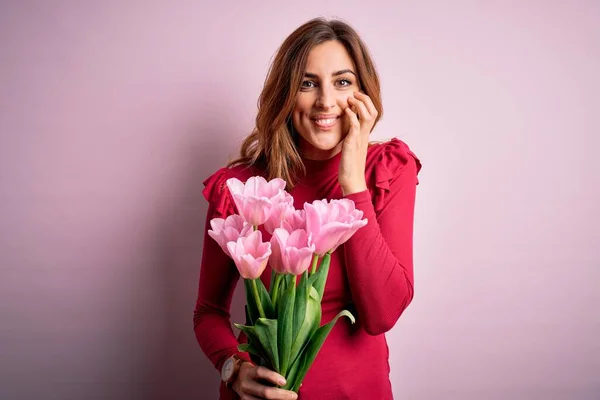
[366,138,422,213]
[202,167,237,219]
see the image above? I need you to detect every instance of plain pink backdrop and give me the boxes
[1,1,598,399]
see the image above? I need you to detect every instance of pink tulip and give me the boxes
[226,176,287,226]
[282,209,306,233]
[304,199,368,255]
[208,214,252,256]
[226,230,272,279]
[273,188,295,206]
[270,228,315,275]
[264,192,294,234]
[329,199,369,247]
[268,229,285,274]
[264,199,306,234]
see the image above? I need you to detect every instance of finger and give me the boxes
[240,393,261,400]
[353,91,378,116]
[353,91,378,118]
[261,386,299,400]
[345,98,359,119]
[240,379,265,397]
[344,107,360,135]
[348,95,371,122]
[253,366,287,387]
[243,380,298,400]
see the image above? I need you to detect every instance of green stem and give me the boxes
[271,274,283,309]
[253,226,257,231]
[310,254,319,275]
[251,278,266,319]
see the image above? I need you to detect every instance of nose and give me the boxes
[315,85,336,110]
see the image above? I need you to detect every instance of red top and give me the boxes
[194,138,422,399]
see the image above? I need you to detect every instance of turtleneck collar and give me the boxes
[299,150,342,182]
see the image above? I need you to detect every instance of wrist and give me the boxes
[221,354,245,388]
[341,181,367,196]
[231,361,253,392]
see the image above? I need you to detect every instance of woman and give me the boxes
[194,17,422,400]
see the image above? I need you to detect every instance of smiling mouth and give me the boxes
[312,117,339,129]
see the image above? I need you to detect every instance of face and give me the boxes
[292,40,359,160]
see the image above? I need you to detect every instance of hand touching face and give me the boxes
[338,91,378,195]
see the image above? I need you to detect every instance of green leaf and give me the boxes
[235,324,269,368]
[269,268,277,298]
[289,309,355,392]
[238,341,264,361]
[288,286,321,371]
[277,275,296,376]
[282,347,303,391]
[270,273,284,310]
[256,278,275,319]
[308,253,331,302]
[293,271,309,344]
[235,317,280,372]
[245,278,275,320]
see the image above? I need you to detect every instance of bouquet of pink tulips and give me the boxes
[208,176,367,392]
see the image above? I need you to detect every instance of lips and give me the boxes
[311,114,340,129]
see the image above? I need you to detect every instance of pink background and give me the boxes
[1,1,598,399]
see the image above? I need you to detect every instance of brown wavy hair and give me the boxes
[227,17,383,190]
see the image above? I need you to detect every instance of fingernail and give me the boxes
[278,377,286,385]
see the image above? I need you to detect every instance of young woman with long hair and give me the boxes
[194,17,422,400]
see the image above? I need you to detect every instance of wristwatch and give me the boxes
[221,354,244,387]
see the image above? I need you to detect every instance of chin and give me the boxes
[310,134,342,150]
[295,123,345,157]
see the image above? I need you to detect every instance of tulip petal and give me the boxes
[286,229,309,248]
[313,222,349,254]
[234,195,273,226]
[269,234,285,274]
[330,219,369,253]
[285,247,314,275]
[265,202,292,234]
[209,218,225,233]
[225,231,271,279]
[244,176,265,196]
[304,203,321,239]
[266,178,287,197]
[226,178,245,196]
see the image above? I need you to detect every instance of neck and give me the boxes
[299,142,343,161]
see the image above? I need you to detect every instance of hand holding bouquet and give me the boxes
[208,176,367,392]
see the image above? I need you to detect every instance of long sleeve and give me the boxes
[342,144,420,336]
[193,168,252,374]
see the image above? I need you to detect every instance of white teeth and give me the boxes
[314,118,336,126]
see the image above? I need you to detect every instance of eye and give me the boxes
[301,80,317,89]
[337,78,353,87]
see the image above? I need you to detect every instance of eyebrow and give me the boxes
[304,69,357,79]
